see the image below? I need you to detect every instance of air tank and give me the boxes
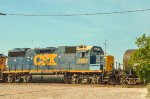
[123,49,136,73]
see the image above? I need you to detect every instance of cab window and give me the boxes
[80,52,88,58]
[94,51,100,55]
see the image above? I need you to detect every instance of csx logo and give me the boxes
[34,54,57,66]
[78,58,88,64]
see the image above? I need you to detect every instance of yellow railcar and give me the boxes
[0,54,7,80]
[105,55,114,72]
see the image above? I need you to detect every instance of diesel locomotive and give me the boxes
[0,45,141,84]
[0,45,115,84]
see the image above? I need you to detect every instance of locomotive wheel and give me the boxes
[87,78,92,84]
[108,78,115,85]
[71,76,76,84]
[97,77,102,84]
[20,75,31,83]
[77,78,82,84]
[71,74,79,84]
[7,77,12,83]
[7,76,14,83]
[19,78,24,83]
[14,77,20,83]
[91,75,97,84]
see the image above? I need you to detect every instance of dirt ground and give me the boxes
[0,83,148,99]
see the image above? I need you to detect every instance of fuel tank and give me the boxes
[31,75,64,83]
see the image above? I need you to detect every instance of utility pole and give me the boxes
[104,40,107,55]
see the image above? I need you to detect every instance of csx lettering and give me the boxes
[78,58,88,64]
[34,54,57,66]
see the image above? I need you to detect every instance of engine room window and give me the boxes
[8,51,25,57]
[80,52,87,58]
[65,47,76,53]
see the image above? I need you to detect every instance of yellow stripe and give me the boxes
[3,70,102,74]
[3,70,30,74]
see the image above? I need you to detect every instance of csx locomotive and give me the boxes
[0,45,141,84]
[0,45,115,84]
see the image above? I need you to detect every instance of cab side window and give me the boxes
[80,52,87,58]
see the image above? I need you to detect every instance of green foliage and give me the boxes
[129,34,150,83]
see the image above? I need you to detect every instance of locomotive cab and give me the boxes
[75,45,114,84]
[76,45,114,72]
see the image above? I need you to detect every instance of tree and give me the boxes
[129,34,150,83]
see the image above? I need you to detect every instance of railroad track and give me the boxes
[0,83,145,88]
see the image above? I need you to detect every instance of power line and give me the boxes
[0,12,6,15]
[1,8,150,16]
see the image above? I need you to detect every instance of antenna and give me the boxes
[104,40,107,55]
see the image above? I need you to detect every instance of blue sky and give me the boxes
[0,0,150,63]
